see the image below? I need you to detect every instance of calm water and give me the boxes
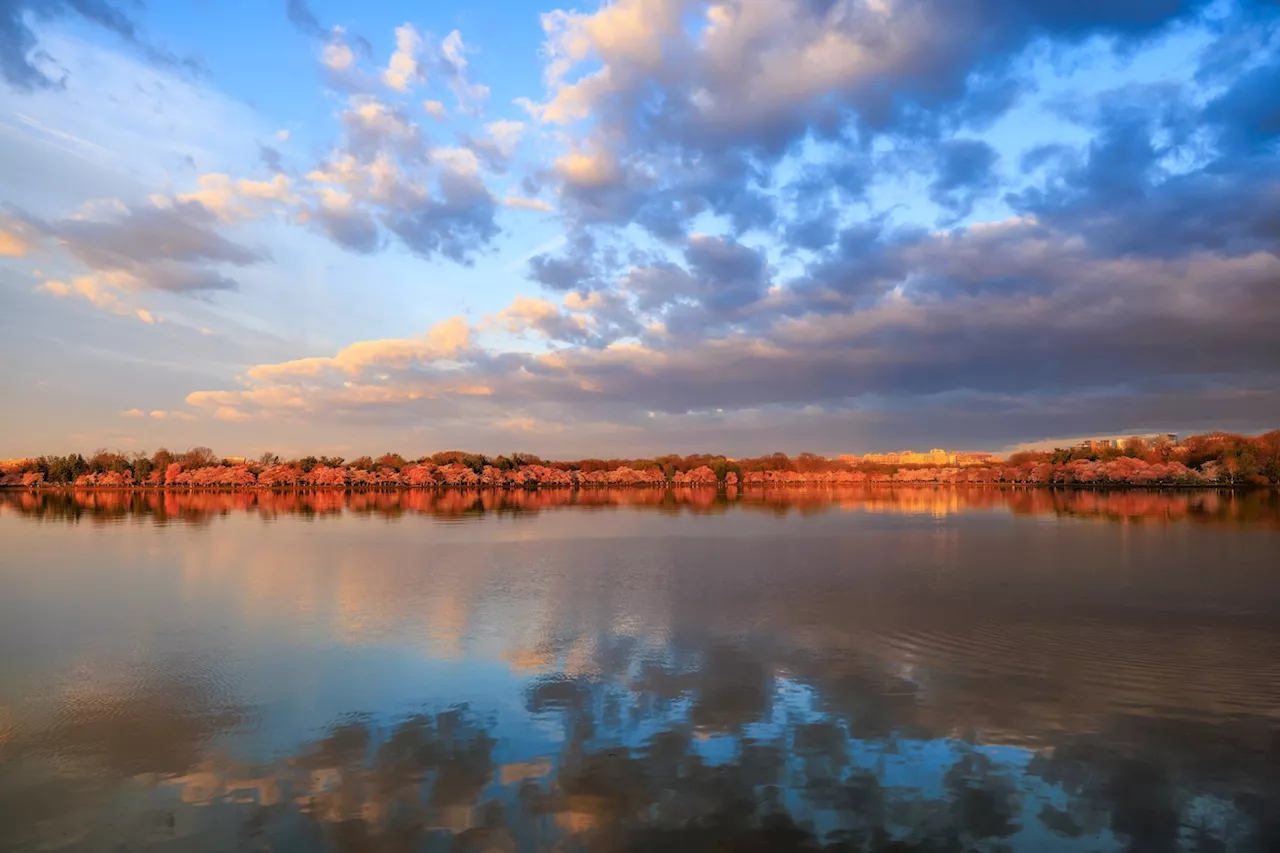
[1,487,1279,852]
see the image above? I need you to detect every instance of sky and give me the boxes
[0,0,1278,459]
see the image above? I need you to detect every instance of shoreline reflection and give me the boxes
[3,485,1279,528]
[1,489,1278,850]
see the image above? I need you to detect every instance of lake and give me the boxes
[1,487,1278,852]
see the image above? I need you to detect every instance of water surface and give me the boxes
[1,487,1278,852]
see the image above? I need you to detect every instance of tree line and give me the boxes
[2,430,1278,488]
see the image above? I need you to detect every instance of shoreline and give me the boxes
[2,482,1273,492]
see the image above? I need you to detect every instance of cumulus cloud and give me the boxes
[176,173,298,223]
[339,96,426,161]
[382,23,424,92]
[321,41,356,72]
[381,167,500,264]
[281,29,504,263]
[18,0,1280,451]
[317,26,375,90]
[526,230,620,292]
[519,0,1224,241]
[178,178,1280,446]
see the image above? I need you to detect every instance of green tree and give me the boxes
[132,452,154,483]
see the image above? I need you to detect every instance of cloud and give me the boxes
[0,219,36,256]
[241,315,470,383]
[0,0,200,90]
[178,191,1280,448]
[259,144,284,173]
[176,173,298,223]
[518,0,1224,242]
[321,41,356,73]
[462,120,526,171]
[285,0,324,39]
[681,234,770,313]
[339,96,425,161]
[527,231,616,292]
[484,120,525,157]
[146,409,196,421]
[317,26,375,91]
[298,102,503,263]
[929,139,1000,222]
[382,23,424,92]
[18,198,269,294]
[436,30,490,112]
[380,167,500,264]
[301,189,383,253]
[120,408,144,418]
[490,295,593,343]
[18,1,1280,454]
[504,196,553,212]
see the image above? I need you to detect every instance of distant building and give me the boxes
[222,456,247,465]
[1075,433,1179,453]
[861,448,972,466]
[954,452,996,466]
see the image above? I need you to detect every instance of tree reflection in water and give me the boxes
[1,487,1278,851]
[3,485,1279,530]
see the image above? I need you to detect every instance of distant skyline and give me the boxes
[2,0,1278,458]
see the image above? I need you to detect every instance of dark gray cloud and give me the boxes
[529,251,595,292]
[259,144,284,174]
[41,201,266,269]
[137,264,241,294]
[682,235,770,313]
[602,236,771,324]
[285,0,324,38]
[381,168,499,264]
[527,231,616,292]
[622,262,696,313]
[16,199,268,293]
[1011,83,1280,260]
[1203,59,1280,155]
[929,139,999,222]
[477,7,1279,442]
[306,204,382,254]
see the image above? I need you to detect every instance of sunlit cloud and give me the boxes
[3,1,1278,455]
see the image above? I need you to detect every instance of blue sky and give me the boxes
[1,0,1277,459]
